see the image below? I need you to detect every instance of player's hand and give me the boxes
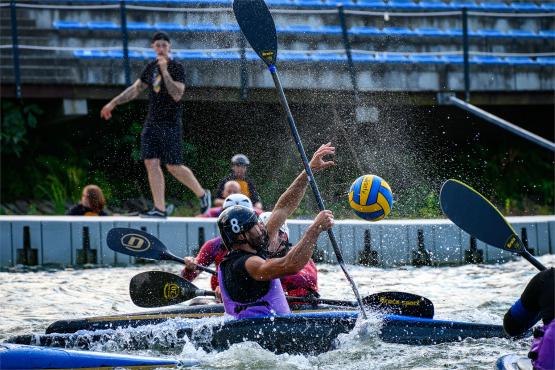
[214,286,222,303]
[309,142,335,173]
[184,257,197,272]
[157,56,168,72]
[310,210,334,233]
[100,102,115,120]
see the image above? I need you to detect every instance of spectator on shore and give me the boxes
[199,181,242,218]
[67,185,108,216]
[214,154,262,210]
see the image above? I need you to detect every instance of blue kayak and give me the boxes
[0,343,198,369]
[495,354,532,370]
[6,309,507,355]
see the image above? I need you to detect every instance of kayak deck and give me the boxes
[7,310,508,355]
[0,343,198,369]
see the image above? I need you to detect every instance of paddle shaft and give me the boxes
[162,251,218,275]
[269,66,367,319]
[516,238,546,271]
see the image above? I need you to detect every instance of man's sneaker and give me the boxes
[140,208,167,218]
[199,189,211,214]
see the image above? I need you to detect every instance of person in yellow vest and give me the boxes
[215,154,262,210]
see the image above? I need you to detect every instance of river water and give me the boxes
[2,255,553,369]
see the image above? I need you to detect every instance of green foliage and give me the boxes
[1,102,43,157]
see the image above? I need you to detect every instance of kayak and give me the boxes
[0,343,198,369]
[7,308,507,355]
[494,354,532,370]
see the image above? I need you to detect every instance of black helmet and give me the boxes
[231,154,250,166]
[217,205,259,250]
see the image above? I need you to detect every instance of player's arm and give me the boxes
[100,79,147,120]
[159,65,185,102]
[265,143,335,240]
[245,210,333,281]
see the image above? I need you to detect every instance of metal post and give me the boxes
[239,36,248,100]
[337,5,360,105]
[10,0,21,99]
[120,0,131,85]
[462,8,470,101]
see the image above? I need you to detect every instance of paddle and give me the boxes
[106,227,217,275]
[233,0,367,319]
[439,179,546,271]
[130,271,434,318]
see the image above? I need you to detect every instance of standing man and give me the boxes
[215,154,262,210]
[100,31,210,217]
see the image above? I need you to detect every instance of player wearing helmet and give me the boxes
[214,154,262,209]
[216,143,335,318]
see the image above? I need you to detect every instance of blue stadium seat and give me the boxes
[418,0,451,10]
[409,54,446,64]
[266,0,296,6]
[540,3,555,11]
[107,50,143,59]
[295,0,326,6]
[382,27,413,37]
[53,20,84,29]
[442,55,463,64]
[537,57,555,66]
[472,55,504,65]
[539,30,555,38]
[479,2,510,11]
[127,22,154,31]
[220,23,240,32]
[312,52,347,62]
[416,27,447,37]
[504,56,536,66]
[449,0,480,10]
[510,2,540,11]
[283,25,317,34]
[349,0,387,9]
[444,28,463,37]
[211,51,242,60]
[386,0,420,10]
[376,53,410,63]
[474,29,505,38]
[154,23,185,31]
[186,23,220,32]
[318,25,342,35]
[175,51,212,60]
[507,29,539,39]
[279,52,311,62]
[74,49,107,59]
[349,26,382,36]
[88,21,119,30]
[351,53,376,63]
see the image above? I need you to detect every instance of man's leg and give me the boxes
[145,158,165,211]
[166,164,204,197]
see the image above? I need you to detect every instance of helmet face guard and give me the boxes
[217,205,259,250]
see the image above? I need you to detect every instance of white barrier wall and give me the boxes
[0,216,553,268]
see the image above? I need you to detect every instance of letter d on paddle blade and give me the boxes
[233,0,277,66]
[130,271,195,308]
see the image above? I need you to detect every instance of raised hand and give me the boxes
[309,142,335,173]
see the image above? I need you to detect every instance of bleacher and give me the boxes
[1,0,553,96]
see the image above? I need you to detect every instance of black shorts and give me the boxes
[141,125,183,165]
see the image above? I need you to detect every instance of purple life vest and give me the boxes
[218,262,290,319]
[529,320,555,370]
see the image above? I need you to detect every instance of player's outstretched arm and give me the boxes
[100,79,147,120]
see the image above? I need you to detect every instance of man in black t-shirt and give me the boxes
[101,32,211,217]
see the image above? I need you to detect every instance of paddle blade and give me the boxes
[129,271,198,308]
[440,179,522,253]
[363,292,434,318]
[107,227,169,261]
[233,0,277,66]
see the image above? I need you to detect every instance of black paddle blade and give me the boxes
[233,0,277,66]
[130,271,198,308]
[440,179,521,253]
[363,292,434,318]
[107,227,171,261]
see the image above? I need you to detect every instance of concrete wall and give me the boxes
[1,215,553,268]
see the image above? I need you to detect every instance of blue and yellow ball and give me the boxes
[348,175,393,221]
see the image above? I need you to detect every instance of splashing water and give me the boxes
[1,255,553,369]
